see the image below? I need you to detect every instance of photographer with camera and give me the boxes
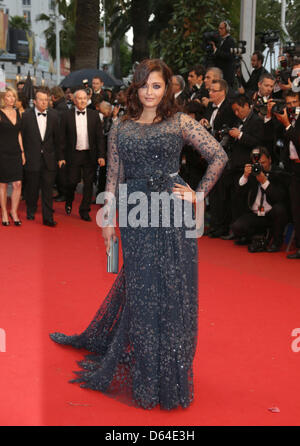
[200,79,238,237]
[231,147,289,252]
[210,21,236,87]
[273,55,292,99]
[271,90,300,258]
[238,51,269,98]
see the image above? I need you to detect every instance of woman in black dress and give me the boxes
[0,87,25,226]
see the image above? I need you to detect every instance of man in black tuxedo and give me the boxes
[231,147,289,252]
[200,79,238,237]
[187,65,206,102]
[91,76,109,106]
[60,89,105,221]
[227,94,265,223]
[272,90,300,258]
[229,94,265,172]
[21,88,62,226]
[211,21,236,87]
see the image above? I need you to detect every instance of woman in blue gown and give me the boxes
[50,59,228,410]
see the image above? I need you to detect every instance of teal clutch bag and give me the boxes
[107,237,119,274]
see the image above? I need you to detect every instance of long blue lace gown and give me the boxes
[50,112,227,410]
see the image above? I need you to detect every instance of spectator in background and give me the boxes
[231,147,289,252]
[61,89,105,222]
[21,88,62,227]
[92,76,109,103]
[50,86,69,202]
[187,65,206,101]
[64,87,75,109]
[16,91,29,115]
[0,87,25,226]
[239,51,268,98]
[171,75,188,107]
[272,90,300,259]
[201,67,223,107]
[112,87,127,118]
[16,81,25,93]
[211,21,236,87]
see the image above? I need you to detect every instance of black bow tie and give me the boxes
[38,112,47,117]
[77,111,85,115]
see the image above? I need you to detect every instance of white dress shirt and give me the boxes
[75,108,89,151]
[239,174,272,214]
[35,107,47,141]
[285,115,300,160]
[210,99,225,131]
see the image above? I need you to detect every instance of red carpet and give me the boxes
[1,195,300,426]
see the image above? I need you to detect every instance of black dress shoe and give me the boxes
[267,243,281,253]
[221,232,235,240]
[65,204,72,215]
[26,214,35,220]
[287,249,300,259]
[9,213,22,226]
[54,195,66,202]
[80,213,92,222]
[234,236,251,246]
[2,220,10,226]
[209,228,224,238]
[43,220,57,227]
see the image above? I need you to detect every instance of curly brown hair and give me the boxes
[123,59,179,123]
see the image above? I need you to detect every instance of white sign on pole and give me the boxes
[0,67,6,91]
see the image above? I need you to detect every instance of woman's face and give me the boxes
[137,71,166,111]
[4,91,16,107]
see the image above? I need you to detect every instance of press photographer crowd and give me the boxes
[0,20,299,259]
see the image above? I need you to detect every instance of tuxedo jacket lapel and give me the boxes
[31,109,43,143]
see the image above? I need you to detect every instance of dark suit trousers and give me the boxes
[290,174,300,247]
[231,203,289,243]
[25,157,56,221]
[66,150,94,213]
[55,164,67,196]
[209,170,232,231]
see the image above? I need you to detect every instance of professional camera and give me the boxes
[276,56,291,84]
[253,96,268,116]
[259,30,280,46]
[216,124,230,140]
[282,42,300,58]
[203,31,220,55]
[271,99,286,115]
[230,40,246,57]
[216,124,231,149]
[250,148,262,176]
[253,97,286,116]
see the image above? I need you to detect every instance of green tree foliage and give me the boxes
[152,0,229,74]
[9,16,31,31]
[286,0,300,44]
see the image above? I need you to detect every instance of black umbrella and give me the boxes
[60,69,123,89]
[23,71,35,108]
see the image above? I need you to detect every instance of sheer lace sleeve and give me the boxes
[180,113,228,196]
[105,119,125,200]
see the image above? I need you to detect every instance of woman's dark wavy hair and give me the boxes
[123,59,179,123]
